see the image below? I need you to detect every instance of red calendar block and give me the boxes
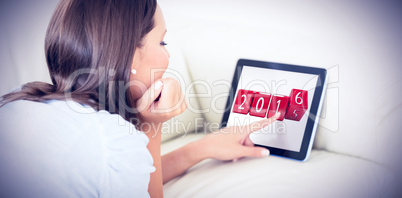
[285,89,308,121]
[232,89,255,114]
[249,93,271,118]
[266,94,289,121]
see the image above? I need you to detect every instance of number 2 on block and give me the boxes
[233,89,255,114]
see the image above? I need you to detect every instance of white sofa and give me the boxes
[1,0,401,197]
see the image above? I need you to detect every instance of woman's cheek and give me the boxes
[158,48,169,68]
[155,49,169,76]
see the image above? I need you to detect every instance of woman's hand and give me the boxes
[161,113,280,183]
[135,78,187,126]
[199,113,280,161]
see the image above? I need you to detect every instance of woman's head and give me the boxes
[46,0,159,116]
[1,0,164,123]
[130,5,170,102]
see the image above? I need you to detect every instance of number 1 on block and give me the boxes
[266,94,289,121]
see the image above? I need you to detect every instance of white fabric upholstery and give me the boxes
[162,134,393,198]
[0,0,56,94]
[161,34,205,141]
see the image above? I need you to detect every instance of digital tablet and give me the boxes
[221,59,327,161]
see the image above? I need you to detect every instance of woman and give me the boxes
[0,0,279,197]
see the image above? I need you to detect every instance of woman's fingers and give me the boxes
[239,113,280,149]
[240,146,270,158]
[135,78,187,124]
[232,145,270,162]
[155,78,186,114]
[242,137,255,147]
[241,112,281,134]
[136,80,164,112]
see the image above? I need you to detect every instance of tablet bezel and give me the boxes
[220,59,327,161]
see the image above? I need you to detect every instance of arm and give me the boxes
[142,124,163,198]
[161,138,208,183]
[135,78,187,198]
[162,114,279,184]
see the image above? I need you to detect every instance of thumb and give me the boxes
[240,146,270,158]
[136,81,164,112]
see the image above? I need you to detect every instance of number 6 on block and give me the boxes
[285,89,308,121]
[232,89,255,114]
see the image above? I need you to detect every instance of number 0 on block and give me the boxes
[249,93,271,118]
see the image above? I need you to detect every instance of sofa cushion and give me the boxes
[161,34,204,142]
[0,1,55,95]
[162,134,393,198]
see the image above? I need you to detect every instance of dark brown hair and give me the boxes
[0,0,157,122]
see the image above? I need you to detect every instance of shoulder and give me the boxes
[0,100,154,197]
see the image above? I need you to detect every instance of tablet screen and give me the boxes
[226,65,319,152]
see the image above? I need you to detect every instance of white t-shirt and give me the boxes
[0,100,155,198]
